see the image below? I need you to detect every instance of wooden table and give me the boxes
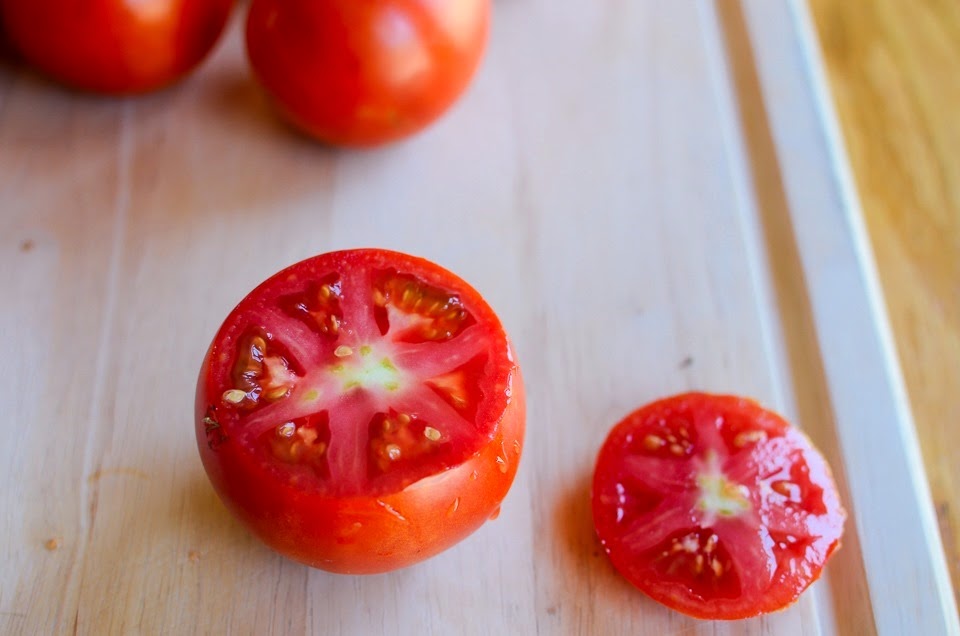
[1,1,957,633]
[810,0,960,608]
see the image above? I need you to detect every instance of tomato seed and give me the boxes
[771,480,801,501]
[222,389,247,404]
[397,413,411,425]
[334,345,353,357]
[704,534,718,553]
[734,430,767,448]
[385,444,402,461]
[423,426,441,441]
[643,435,665,451]
[710,558,724,577]
[265,386,290,401]
[277,422,296,438]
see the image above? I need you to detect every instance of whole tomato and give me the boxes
[245,0,490,146]
[195,249,525,573]
[0,0,235,94]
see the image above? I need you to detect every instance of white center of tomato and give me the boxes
[696,451,750,520]
[329,345,403,393]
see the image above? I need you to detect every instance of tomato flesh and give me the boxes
[0,0,234,94]
[592,393,845,620]
[196,249,524,573]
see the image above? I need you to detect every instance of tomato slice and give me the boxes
[196,249,524,574]
[591,393,845,619]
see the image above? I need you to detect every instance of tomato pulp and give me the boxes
[245,0,490,146]
[0,0,235,94]
[592,393,845,619]
[196,249,524,573]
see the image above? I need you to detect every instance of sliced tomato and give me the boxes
[592,393,845,619]
[196,249,524,574]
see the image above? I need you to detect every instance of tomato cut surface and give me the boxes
[196,249,524,573]
[592,393,845,620]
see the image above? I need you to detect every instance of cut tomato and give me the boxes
[592,393,845,619]
[196,249,524,574]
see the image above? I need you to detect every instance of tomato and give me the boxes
[195,249,524,574]
[592,393,845,620]
[244,0,490,146]
[0,0,235,94]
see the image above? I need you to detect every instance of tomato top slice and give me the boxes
[200,249,516,498]
[592,393,846,620]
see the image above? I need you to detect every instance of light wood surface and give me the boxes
[809,0,960,609]
[1,1,956,633]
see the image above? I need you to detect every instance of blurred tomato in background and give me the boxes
[245,0,490,146]
[0,0,235,94]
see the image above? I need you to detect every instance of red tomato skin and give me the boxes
[245,0,490,146]
[0,0,235,94]
[196,367,523,574]
[195,250,525,574]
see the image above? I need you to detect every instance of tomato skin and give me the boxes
[196,370,523,573]
[195,249,525,574]
[0,0,235,94]
[245,0,490,146]
[592,393,845,620]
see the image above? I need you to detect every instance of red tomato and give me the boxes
[244,0,490,146]
[195,249,524,573]
[592,393,845,619]
[0,0,235,94]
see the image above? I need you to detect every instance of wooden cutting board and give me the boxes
[1,1,957,633]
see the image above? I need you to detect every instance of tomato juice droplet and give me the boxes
[196,249,525,574]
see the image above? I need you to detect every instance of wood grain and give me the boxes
[809,0,960,608]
